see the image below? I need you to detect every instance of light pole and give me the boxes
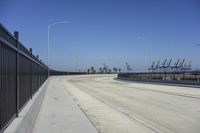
[144,41,152,72]
[142,43,152,72]
[74,55,79,72]
[48,21,69,77]
[76,55,78,72]
[137,38,152,72]
[149,45,152,72]
[196,43,200,71]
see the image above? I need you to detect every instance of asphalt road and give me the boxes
[61,74,200,133]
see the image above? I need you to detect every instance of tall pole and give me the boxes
[138,39,152,72]
[76,55,78,72]
[196,43,200,71]
[75,55,79,72]
[47,21,69,77]
[149,45,152,72]
[48,27,50,77]
[144,43,152,72]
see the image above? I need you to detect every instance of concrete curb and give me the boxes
[4,78,50,133]
[32,76,98,133]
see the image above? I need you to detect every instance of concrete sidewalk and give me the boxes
[32,77,98,133]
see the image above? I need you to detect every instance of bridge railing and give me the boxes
[0,24,48,133]
[118,71,200,85]
[50,70,87,75]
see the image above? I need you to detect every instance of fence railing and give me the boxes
[50,70,87,75]
[118,71,200,80]
[0,24,48,133]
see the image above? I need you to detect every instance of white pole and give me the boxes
[142,39,152,72]
[48,27,50,77]
[74,55,79,72]
[149,44,152,72]
[47,21,69,77]
[76,55,78,72]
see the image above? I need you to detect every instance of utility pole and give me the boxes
[76,55,78,72]
[75,55,79,72]
[48,21,69,77]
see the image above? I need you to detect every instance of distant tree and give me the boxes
[87,69,90,74]
[118,68,121,73]
[91,67,95,74]
[103,67,106,73]
[113,67,118,73]
[99,68,103,73]
[108,69,112,74]
[113,68,115,73]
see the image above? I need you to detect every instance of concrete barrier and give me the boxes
[4,78,50,133]
[117,77,200,88]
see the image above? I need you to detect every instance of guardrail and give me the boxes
[0,24,48,133]
[50,70,87,75]
[118,71,200,86]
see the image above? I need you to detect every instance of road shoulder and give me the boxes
[32,77,98,133]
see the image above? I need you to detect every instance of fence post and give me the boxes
[36,55,39,89]
[40,59,42,87]
[14,31,19,117]
[29,48,32,99]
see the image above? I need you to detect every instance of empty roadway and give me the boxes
[57,75,200,133]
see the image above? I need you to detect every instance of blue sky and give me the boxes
[1,0,200,72]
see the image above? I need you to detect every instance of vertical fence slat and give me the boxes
[0,41,2,130]
[14,31,19,117]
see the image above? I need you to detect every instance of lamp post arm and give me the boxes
[48,21,70,28]
[47,21,69,77]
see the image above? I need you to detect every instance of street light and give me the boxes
[143,42,152,72]
[141,41,152,72]
[73,54,79,72]
[196,43,200,69]
[48,21,69,77]
[136,37,152,72]
[148,44,152,72]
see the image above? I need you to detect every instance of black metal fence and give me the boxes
[50,70,87,75]
[0,24,48,133]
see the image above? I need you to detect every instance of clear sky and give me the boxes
[1,0,200,72]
